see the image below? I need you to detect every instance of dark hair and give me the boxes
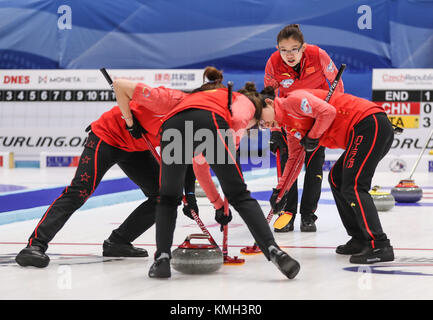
[237,82,265,121]
[260,86,275,100]
[277,24,304,44]
[192,66,226,93]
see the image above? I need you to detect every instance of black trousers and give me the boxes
[328,113,393,249]
[156,109,278,260]
[28,132,160,252]
[278,139,325,217]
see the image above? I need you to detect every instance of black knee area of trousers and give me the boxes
[158,195,183,207]
[147,195,159,205]
[225,189,252,207]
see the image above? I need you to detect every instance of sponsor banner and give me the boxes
[372,69,433,90]
[0,69,204,90]
[39,152,81,168]
[372,69,433,154]
[0,129,87,157]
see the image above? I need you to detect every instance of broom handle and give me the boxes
[408,127,433,180]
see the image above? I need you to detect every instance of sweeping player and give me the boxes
[15,81,193,268]
[260,88,394,264]
[115,67,301,279]
[264,24,344,232]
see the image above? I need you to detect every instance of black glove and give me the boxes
[215,206,233,231]
[182,193,199,220]
[269,130,287,155]
[300,135,319,152]
[125,112,147,139]
[269,188,288,214]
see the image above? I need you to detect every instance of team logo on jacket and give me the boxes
[280,78,294,88]
[300,98,312,114]
[142,87,151,98]
[289,128,302,140]
[327,61,334,72]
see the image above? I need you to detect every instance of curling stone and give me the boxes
[369,186,395,211]
[195,179,219,197]
[390,179,423,203]
[171,234,223,274]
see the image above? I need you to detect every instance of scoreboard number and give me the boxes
[0,89,116,102]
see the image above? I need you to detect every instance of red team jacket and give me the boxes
[274,89,384,190]
[163,88,243,127]
[264,44,344,142]
[264,44,344,97]
[91,83,187,152]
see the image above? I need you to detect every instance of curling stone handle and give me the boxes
[186,234,210,241]
[184,233,219,247]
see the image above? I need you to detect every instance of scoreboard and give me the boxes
[372,89,433,129]
[372,69,433,155]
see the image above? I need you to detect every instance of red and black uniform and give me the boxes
[27,84,186,252]
[264,44,343,222]
[154,88,279,260]
[274,89,393,249]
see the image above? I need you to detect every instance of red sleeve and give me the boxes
[193,155,224,210]
[282,90,337,140]
[276,136,305,191]
[131,83,188,113]
[231,94,255,148]
[318,48,344,93]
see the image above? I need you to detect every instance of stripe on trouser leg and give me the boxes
[306,146,319,168]
[353,115,378,248]
[30,186,69,246]
[90,140,102,197]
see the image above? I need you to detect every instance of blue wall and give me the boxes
[1,0,433,99]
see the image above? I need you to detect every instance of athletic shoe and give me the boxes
[148,257,171,278]
[349,246,394,264]
[102,239,148,257]
[269,247,300,279]
[300,214,317,232]
[274,214,295,233]
[336,238,365,255]
[15,246,50,268]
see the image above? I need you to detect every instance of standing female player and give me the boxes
[116,67,301,279]
[15,82,188,268]
[260,88,394,264]
[264,24,344,232]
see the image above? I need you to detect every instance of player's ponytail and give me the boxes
[277,24,304,44]
[237,82,264,121]
[192,66,225,93]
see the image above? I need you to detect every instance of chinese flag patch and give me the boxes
[306,67,315,74]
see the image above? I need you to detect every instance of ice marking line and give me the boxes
[1,242,432,251]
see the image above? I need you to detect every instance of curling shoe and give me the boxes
[350,246,394,264]
[15,246,50,268]
[103,239,148,257]
[148,253,171,278]
[300,214,317,232]
[336,238,365,255]
[269,246,300,279]
[274,213,294,233]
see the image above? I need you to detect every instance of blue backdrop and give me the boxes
[1,0,433,98]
